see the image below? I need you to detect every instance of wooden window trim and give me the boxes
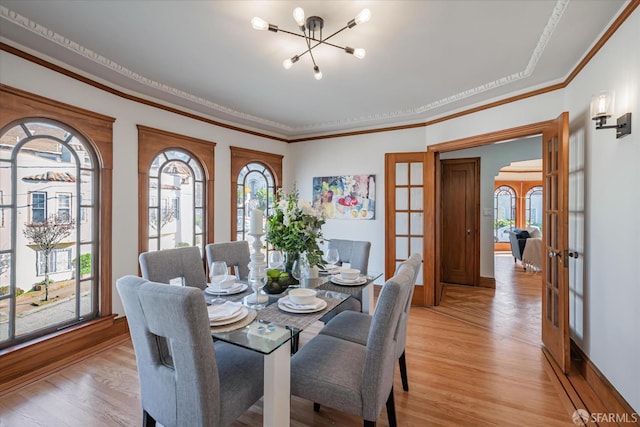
[137,125,216,257]
[0,84,115,384]
[230,146,282,241]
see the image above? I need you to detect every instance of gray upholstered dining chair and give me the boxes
[289,263,414,427]
[318,253,422,392]
[328,238,371,274]
[116,275,264,427]
[320,238,372,320]
[205,241,251,281]
[138,246,207,290]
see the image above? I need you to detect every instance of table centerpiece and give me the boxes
[265,186,325,285]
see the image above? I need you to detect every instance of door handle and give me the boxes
[548,250,560,258]
[467,229,471,235]
[568,251,579,259]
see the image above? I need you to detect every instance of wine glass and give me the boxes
[209,261,228,290]
[269,250,284,270]
[325,248,339,272]
[291,257,308,288]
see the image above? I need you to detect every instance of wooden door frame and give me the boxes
[427,120,555,305]
[439,157,481,288]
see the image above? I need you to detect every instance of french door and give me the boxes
[541,112,570,373]
[384,152,434,306]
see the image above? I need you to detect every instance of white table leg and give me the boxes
[263,344,290,427]
[362,284,375,315]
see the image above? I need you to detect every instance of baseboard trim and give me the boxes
[478,276,496,288]
[0,315,130,396]
[570,340,639,423]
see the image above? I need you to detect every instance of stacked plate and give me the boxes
[278,295,328,313]
[208,301,249,326]
[318,265,340,274]
[204,282,248,295]
[330,275,367,286]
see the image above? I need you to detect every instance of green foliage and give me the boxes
[78,253,92,276]
[494,219,513,228]
[0,286,24,296]
[265,186,325,267]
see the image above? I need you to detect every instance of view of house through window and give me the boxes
[147,149,204,253]
[236,162,275,252]
[0,120,99,348]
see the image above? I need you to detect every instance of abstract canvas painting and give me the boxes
[312,175,375,220]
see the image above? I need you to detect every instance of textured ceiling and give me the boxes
[0,0,628,139]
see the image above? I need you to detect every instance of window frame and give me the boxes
[137,125,215,260]
[0,85,114,352]
[30,191,47,223]
[229,146,282,241]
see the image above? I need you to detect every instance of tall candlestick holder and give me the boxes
[244,231,269,307]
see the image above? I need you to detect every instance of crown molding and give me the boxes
[0,1,569,135]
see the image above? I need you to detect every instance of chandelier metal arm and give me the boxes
[252,8,370,79]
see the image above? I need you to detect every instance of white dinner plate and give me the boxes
[278,298,327,313]
[205,283,248,295]
[330,275,367,286]
[209,306,249,326]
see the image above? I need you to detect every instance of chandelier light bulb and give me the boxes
[353,48,366,59]
[354,9,371,25]
[314,66,323,80]
[251,17,269,31]
[293,7,305,27]
[283,55,299,70]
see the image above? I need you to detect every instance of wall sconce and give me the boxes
[590,90,632,138]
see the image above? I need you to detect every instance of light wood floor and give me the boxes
[0,254,575,426]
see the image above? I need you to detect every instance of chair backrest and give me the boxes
[393,253,422,358]
[361,263,414,421]
[139,246,207,290]
[328,239,371,274]
[205,241,251,280]
[116,275,221,426]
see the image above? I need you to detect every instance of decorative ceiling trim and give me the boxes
[0,5,295,133]
[0,1,569,134]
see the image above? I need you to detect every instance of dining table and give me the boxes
[205,270,382,427]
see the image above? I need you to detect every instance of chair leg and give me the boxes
[399,351,409,392]
[363,421,376,427]
[313,402,321,412]
[142,410,156,427]
[386,386,397,427]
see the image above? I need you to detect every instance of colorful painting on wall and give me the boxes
[312,175,375,220]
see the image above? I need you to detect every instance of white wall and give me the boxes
[563,9,640,411]
[440,136,542,278]
[288,128,427,283]
[0,51,287,316]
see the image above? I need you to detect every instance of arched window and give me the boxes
[236,162,275,242]
[138,125,215,258]
[526,186,543,230]
[494,185,516,243]
[230,147,282,246]
[1,120,100,348]
[147,149,204,252]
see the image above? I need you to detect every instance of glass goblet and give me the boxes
[209,261,228,289]
[269,250,284,270]
[325,248,339,271]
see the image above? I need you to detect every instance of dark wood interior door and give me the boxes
[541,112,570,373]
[440,158,479,286]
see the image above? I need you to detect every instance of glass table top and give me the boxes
[208,271,382,355]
